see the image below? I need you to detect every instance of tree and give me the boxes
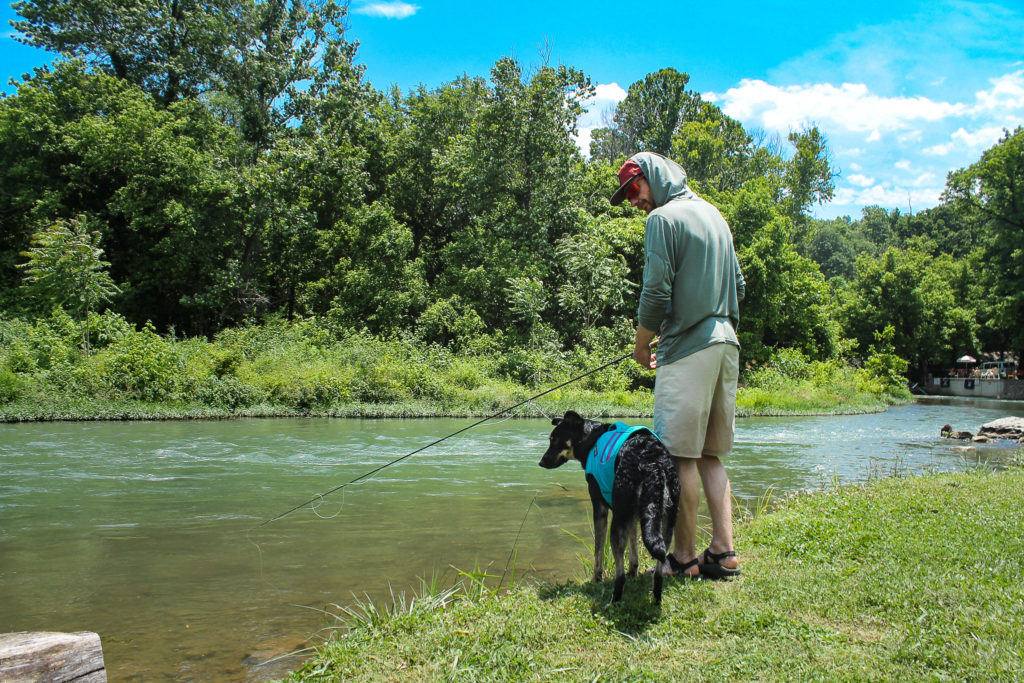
[18,215,120,353]
[430,57,594,327]
[12,0,237,106]
[944,127,1024,360]
[717,180,840,365]
[590,68,699,160]
[782,126,835,227]
[839,242,979,381]
[670,101,754,193]
[0,62,247,333]
[210,0,357,154]
[11,0,356,117]
[804,217,859,281]
[554,216,636,335]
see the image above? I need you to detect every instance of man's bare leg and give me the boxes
[697,454,738,570]
[669,456,701,576]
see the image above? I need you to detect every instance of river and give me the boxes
[1,397,1022,681]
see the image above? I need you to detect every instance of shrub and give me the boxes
[0,364,26,402]
[96,323,180,401]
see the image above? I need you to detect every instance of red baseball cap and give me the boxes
[610,159,644,206]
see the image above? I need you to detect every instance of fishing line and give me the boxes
[251,351,632,529]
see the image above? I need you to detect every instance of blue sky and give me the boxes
[4,0,1023,219]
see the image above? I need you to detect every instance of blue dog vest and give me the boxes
[585,423,660,506]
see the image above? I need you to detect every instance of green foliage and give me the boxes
[782,126,835,225]
[717,182,840,365]
[590,67,698,159]
[944,127,1024,359]
[839,241,980,379]
[553,215,636,335]
[862,325,911,398]
[1,10,1019,392]
[18,215,120,353]
[415,296,489,354]
[93,322,180,401]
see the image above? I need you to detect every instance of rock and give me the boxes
[977,417,1024,440]
[950,430,973,440]
[972,435,992,443]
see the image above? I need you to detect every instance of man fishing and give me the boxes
[611,152,745,580]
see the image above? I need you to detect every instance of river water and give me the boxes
[2,397,1022,681]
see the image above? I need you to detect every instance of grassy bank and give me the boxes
[284,463,1024,681]
[1,311,909,422]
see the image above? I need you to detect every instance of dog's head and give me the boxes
[538,410,586,469]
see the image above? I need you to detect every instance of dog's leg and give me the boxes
[652,559,664,604]
[592,505,607,582]
[587,478,609,582]
[627,520,640,577]
[610,516,628,602]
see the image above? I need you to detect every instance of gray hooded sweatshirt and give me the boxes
[632,152,745,366]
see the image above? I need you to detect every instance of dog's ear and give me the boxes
[550,417,563,426]
[563,410,584,426]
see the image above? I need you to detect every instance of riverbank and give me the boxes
[283,462,1024,681]
[0,382,907,422]
[1,314,910,421]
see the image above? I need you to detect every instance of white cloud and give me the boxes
[574,82,629,157]
[923,142,954,156]
[866,130,881,142]
[353,2,419,19]
[592,83,627,102]
[573,128,593,157]
[922,125,1013,158]
[832,184,943,213]
[708,79,965,136]
[951,126,1008,148]
[894,160,912,171]
[973,70,1024,113]
[849,174,875,187]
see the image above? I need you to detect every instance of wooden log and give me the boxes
[0,632,106,682]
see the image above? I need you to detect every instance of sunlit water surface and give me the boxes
[2,397,1022,680]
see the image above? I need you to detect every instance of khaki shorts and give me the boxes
[653,343,739,459]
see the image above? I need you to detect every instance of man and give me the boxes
[610,152,744,580]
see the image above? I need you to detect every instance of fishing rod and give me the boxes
[253,350,633,529]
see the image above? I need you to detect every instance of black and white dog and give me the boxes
[539,410,682,603]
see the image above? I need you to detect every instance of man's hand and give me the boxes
[634,324,658,370]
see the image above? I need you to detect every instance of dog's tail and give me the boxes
[639,467,671,563]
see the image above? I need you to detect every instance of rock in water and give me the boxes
[977,417,1024,440]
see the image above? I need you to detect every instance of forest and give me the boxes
[1,0,1022,416]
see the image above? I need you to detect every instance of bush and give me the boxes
[0,364,26,402]
[194,375,266,409]
[96,323,180,401]
[863,325,910,399]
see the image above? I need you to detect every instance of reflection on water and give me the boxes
[1,398,1022,681]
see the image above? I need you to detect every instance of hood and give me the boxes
[632,152,690,208]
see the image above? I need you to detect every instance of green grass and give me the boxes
[1,313,906,421]
[283,465,1024,681]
